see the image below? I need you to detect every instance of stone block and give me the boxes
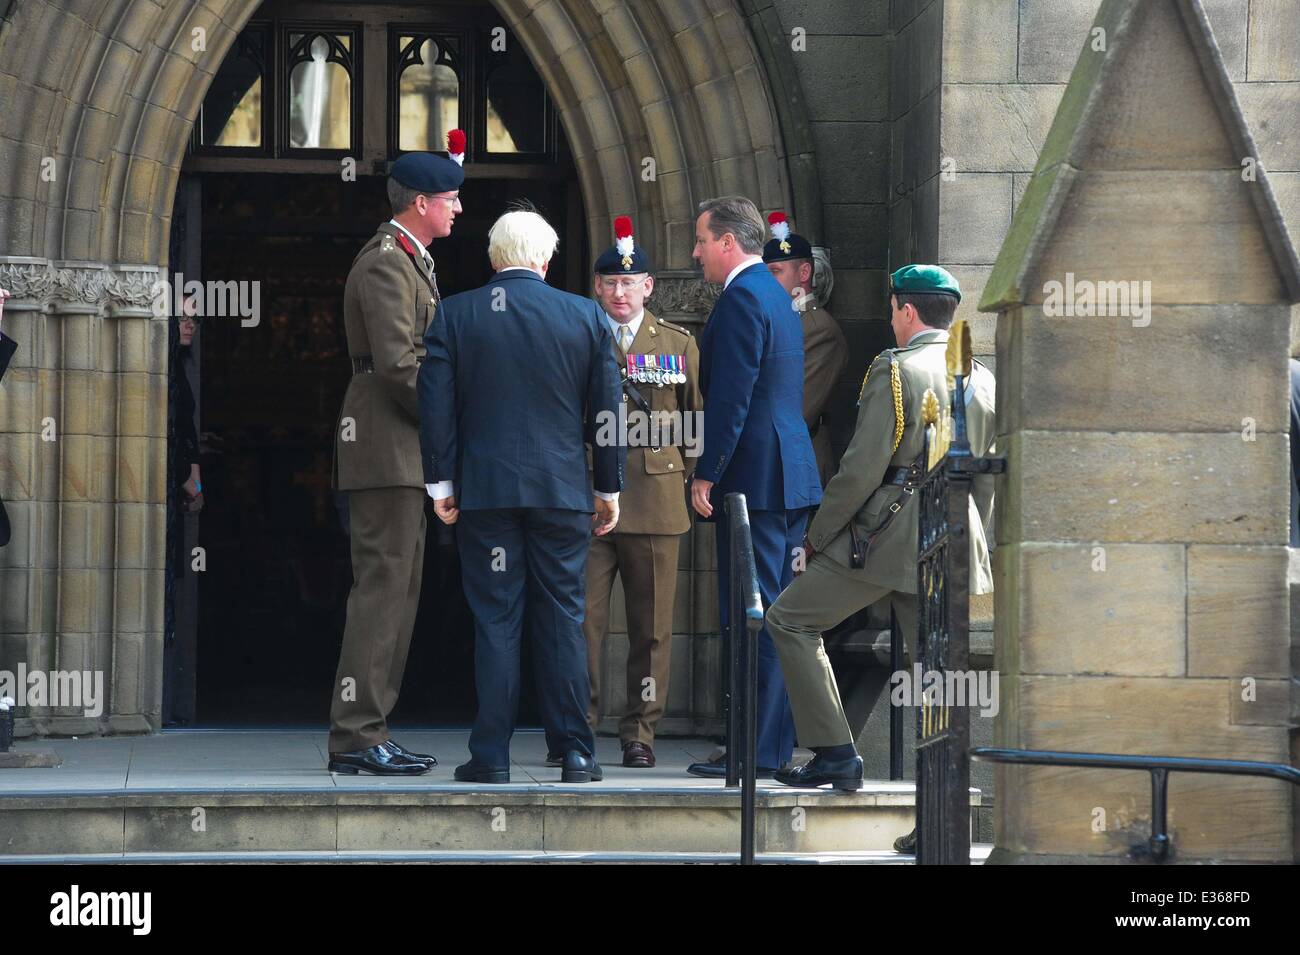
[813,122,889,205]
[998,430,1289,545]
[824,203,889,269]
[940,84,1063,172]
[943,0,1018,82]
[945,265,995,352]
[1236,81,1300,172]
[998,542,1187,676]
[938,172,1013,264]
[1187,545,1290,678]
[774,0,890,35]
[1245,0,1300,81]
[1203,0,1249,81]
[1016,0,1101,83]
[59,433,113,503]
[1031,171,1291,306]
[1229,677,1291,726]
[995,305,1291,434]
[792,36,890,122]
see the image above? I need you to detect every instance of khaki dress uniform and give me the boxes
[800,299,849,486]
[328,223,441,753]
[584,309,702,746]
[765,327,997,747]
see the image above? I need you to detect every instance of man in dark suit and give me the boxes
[419,207,625,784]
[687,196,823,777]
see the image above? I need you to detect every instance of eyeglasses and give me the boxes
[426,193,461,205]
[599,277,649,292]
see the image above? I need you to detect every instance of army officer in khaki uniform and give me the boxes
[766,265,996,800]
[582,217,702,768]
[762,212,848,487]
[327,138,466,776]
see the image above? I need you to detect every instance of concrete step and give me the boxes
[0,731,983,861]
[0,784,934,856]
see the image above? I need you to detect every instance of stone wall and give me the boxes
[939,0,1300,363]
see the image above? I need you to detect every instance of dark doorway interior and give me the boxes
[193,170,583,726]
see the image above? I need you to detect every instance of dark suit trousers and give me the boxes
[716,507,809,769]
[457,507,596,768]
[329,487,426,752]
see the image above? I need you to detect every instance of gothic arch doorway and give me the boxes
[167,0,587,725]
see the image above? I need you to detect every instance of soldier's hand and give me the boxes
[593,497,619,536]
[691,478,714,518]
[434,495,459,525]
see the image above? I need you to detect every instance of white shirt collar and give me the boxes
[905,327,948,346]
[723,256,765,290]
[388,219,429,262]
[606,310,645,347]
[498,265,545,277]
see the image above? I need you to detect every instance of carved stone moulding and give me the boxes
[0,258,162,318]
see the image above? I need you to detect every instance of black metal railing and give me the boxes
[723,492,765,865]
[971,747,1300,862]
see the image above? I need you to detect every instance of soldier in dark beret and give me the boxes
[763,211,848,487]
[579,216,702,769]
[326,132,466,775]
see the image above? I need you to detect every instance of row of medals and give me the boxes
[626,354,686,386]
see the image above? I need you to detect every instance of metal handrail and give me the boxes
[971,746,1300,862]
[724,492,765,865]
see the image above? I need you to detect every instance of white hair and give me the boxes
[488,210,559,270]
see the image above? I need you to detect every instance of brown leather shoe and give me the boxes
[622,741,655,768]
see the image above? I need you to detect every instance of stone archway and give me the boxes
[0,0,819,735]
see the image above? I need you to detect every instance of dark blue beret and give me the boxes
[594,244,652,275]
[390,151,465,194]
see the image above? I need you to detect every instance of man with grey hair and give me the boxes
[327,140,465,776]
[419,206,624,784]
[687,195,823,778]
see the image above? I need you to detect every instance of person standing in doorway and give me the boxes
[326,132,466,776]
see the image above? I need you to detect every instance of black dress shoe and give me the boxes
[560,750,603,783]
[686,755,775,779]
[893,828,917,854]
[383,739,436,766]
[454,760,511,784]
[545,751,564,767]
[773,752,864,792]
[328,744,431,776]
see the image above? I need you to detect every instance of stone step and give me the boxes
[0,783,945,856]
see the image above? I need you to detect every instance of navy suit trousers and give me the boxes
[457,507,596,767]
[717,507,810,769]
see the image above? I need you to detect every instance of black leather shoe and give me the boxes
[686,755,775,779]
[545,751,564,767]
[893,828,917,854]
[773,752,864,792]
[328,744,430,776]
[560,750,603,783]
[454,760,510,784]
[383,739,436,766]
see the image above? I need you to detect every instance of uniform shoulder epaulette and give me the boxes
[656,318,692,337]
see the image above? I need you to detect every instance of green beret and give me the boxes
[889,264,961,303]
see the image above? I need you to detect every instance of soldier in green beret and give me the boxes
[764,265,997,849]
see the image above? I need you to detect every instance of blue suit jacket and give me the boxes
[696,262,822,514]
[418,270,624,511]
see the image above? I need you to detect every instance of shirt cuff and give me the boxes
[593,491,619,502]
[428,481,455,500]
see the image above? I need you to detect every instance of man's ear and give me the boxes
[800,261,814,287]
[643,275,654,298]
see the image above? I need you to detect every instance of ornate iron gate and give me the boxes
[915,320,1004,865]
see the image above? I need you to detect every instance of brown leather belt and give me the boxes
[352,355,423,374]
